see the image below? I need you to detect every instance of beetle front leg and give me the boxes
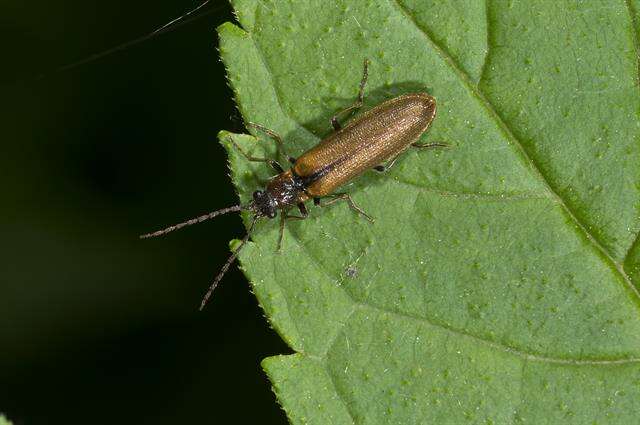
[277,203,309,251]
[247,122,296,164]
[226,136,284,173]
[331,59,369,131]
[318,193,374,222]
[296,202,308,218]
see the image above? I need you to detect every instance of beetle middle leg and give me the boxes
[331,59,370,131]
[316,193,374,222]
[247,122,296,164]
[373,154,401,173]
[277,203,308,251]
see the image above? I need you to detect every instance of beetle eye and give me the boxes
[253,190,264,201]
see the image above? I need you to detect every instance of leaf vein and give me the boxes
[478,0,491,86]
[623,0,640,88]
[322,350,359,425]
[391,177,553,201]
[357,302,640,366]
[249,9,316,139]
[388,0,640,304]
[270,250,306,352]
[623,0,640,264]
[288,231,640,367]
[393,0,472,84]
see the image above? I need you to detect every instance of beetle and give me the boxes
[141,60,446,309]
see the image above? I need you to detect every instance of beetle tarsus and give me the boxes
[227,136,284,173]
[412,142,449,149]
[247,122,295,163]
[331,59,370,131]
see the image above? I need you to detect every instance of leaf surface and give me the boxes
[219,1,640,423]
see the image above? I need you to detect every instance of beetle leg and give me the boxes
[247,122,296,164]
[319,193,374,223]
[297,202,308,217]
[374,143,447,172]
[283,206,310,220]
[227,137,284,173]
[374,143,448,172]
[285,212,308,220]
[277,213,286,251]
[276,204,309,251]
[313,197,321,206]
[373,154,400,173]
[330,59,370,131]
[411,142,449,149]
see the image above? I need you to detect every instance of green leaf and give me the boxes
[0,416,13,425]
[218,1,640,423]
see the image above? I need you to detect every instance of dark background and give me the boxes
[1,1,289,423]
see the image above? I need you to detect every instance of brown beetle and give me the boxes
[142,60,445,309]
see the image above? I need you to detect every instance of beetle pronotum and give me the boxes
[142,60,445,309]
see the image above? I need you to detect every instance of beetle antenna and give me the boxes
[140,204,244,239]
[199,215,258,310]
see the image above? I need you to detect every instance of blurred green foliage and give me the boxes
[1,1,287,423]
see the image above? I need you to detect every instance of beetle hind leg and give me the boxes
[374,143,448,172]
[331,59,370,131]
[412,142,449,149]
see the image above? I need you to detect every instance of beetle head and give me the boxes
[251,190,277,218]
